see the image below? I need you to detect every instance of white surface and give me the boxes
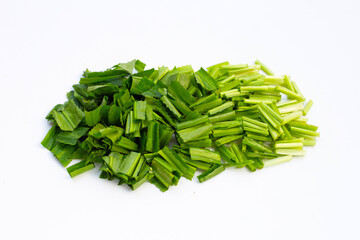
[1,0,359,239]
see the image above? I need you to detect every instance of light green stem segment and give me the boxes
[263,155,292,167]
[302,100,313,116]
[255,59,274,76]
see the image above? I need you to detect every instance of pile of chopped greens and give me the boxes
[41,59,319,191]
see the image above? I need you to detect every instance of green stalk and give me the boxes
[190,148,221,164]
[242,137,273,153]
[263,155,292,167]
[302,100,313,116]
[213,128,243,138]
[208,101,234,116]
[276,149,306,156]
[198,164,225,183]
[282,111,303,125]
[255,60,274,75]
[214,135,243,146]
[209,111,236,123]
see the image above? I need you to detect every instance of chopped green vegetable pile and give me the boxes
[42,59,319,191]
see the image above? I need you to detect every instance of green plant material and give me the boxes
[288,121,318,131]
[146,121,160,152]
[242,137,273,153]
[303,139,316,146]
[50,143,77,167]
[42,59,319,191]
[180,139,213,149]
[255,59,274,76]
[289,126,320,137]
[278,102,304,115]
[214,135,243,146]
[179,152,212,171]
[209,111,236,123]
[116,136,138,150]
[276,149,306,156]
[194,67,219,91]
[193,99,223,113]
[149,157,180,191]
[85,105,108,127]
[41,126,59,150]
[67,160,95,178]
[128,164,150,190]
[176,115,209,130]
[89,124,123,141]
[260,102,282,124]
[212,128,243,138]
[229,142,248,163]
[264,76,284,85]
[158,146,196,180]
[52,100,85,131]
[79,75,126,86]
[189,93,217,108]
[246,132,272,142]
[216,145,235,164]
[152,104,177,127]
[102,152,124,173]
[159,124,174,149]
[213,120,242,129]
[117,152,142,176]
[197,164,225,183]
[302,100,313,116]
[263,155,292,167]
[168,81,196,105]
[282,111,303,125]
[56,127,89,145]
[276,85,305,101]
[161,95,182,119]
[170,98,192,116]
[291,81,305,100]
[257,105,281,130]
[208,101,234,116]
[134,101,147,120]
[177,123,213,143]
[275,142,303,149]
[190,148,221,164]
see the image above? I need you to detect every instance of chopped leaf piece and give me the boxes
[118,152,142,176]
[263,155,292,167]
[169,81,196,105]
[146,121,160,152]
[51,143,77,167]
[67,161,95,178]
[177,123,213,143]
[115,136,138,151]
[42,59,319,191]
[208,102,234,116]
[190,148,221,164]
[56,127,89,145]
[176,115,209,130]
[41,126,59,150]
[302,100,313,116]
[194,68,219,91]
[133,101,147,120]
[158,146,196,180]
[198,164,225,183]
[242,137,273,153]
[161,95,182,119]
[53,100,85,131]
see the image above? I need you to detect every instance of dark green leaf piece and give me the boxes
[67,160,95,178]
[197,164,225,183]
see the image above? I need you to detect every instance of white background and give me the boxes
[1,0,359,239]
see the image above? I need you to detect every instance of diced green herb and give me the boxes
[197,164,225,183]
[42,59,319,191]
